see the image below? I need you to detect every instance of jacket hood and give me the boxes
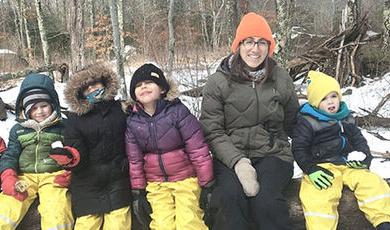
[217,54,276,83]
[64,63,119,115]
[122,72,180,112]
[15,73,61,119]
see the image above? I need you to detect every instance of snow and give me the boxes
[0,49,16,54]
[0,68,389,180]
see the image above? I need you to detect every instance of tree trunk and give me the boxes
[345,0,360,28]
[274,0,293,68]
[109,0,127,99]
[225,0,238,46]
[383,0,390,50]
[198,0,210,47]
[13,0,25,57]
[167,0,175,77]
[211,0,225,50]
[118,0,124,52]
[21,0,32,61]
[87,0,95,27]
[34,0,51,66]
[69,0,85,76]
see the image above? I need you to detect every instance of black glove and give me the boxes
[200,180,215,226]
[132,189,152,229]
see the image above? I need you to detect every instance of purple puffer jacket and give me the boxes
[125,99,213,189]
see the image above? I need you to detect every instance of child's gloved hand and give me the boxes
[132,189,152,229]
[54,171,72,187]
[49,142,80,168]
[346,160,368,169]
[308,166,334,190]
[200,180,215,226]
[346,151,372,169]
[0,169,28,201]
[234,157,260,197]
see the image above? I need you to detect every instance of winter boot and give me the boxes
[377,222,390,230]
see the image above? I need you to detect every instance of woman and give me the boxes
[200,12,299,230]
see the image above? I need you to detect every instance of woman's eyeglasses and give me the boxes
[241,39,269,49]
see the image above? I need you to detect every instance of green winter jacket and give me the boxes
[0,115,64,173]
[200,57,299,168]
[0,73,63,174]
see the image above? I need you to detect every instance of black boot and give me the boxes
[377,222,390,230]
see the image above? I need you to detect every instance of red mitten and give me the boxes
[0,138,6,154]
[49,146,80,168]
[54,171,72,187]
[1,169,28,201]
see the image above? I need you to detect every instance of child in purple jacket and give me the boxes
[125,63,214,230]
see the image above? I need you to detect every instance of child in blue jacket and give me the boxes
[292,71,390,230]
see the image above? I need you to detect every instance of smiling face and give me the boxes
[135,80,165,111]
[239,37,269,69]
[318,92,340,114]
[29,101,53,122]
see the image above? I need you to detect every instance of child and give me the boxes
[125,63,214,230]
[292,70,390,230]
[0,73,74,229]
[49,63,132,229]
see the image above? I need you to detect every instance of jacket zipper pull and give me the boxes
[252,80,255,88]
[338,121,344,133]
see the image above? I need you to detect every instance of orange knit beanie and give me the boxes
[230,12,276,56]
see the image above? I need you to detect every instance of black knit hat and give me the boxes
[130,64,170,101]
[22,88,53,118]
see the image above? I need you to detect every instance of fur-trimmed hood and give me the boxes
[121,73,180,112]
[64,63,119,115]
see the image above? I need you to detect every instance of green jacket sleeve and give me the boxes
[0,125,22,173]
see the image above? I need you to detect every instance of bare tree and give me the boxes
[225,0,238,45]
[344,0,360,27]
[34,0,51,66]
[12,0,25,56]
[21,0,32,61]
[211,0,225,49]
[274,0,293,68]
[118,0,124,52]
[167,0,175,77]
[198,0,210,47]
[383,0,390,50]
[109,0,127,99]
[69,0,85,75]
[86,0,95,27]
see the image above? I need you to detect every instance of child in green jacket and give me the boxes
[0,73,73,230]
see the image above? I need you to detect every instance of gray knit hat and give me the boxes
[22,89,53,118]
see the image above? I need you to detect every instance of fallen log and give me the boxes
[17,178,385,230]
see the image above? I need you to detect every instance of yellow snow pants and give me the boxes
[146,177,208,230]
[300,163,390,230]
[74,206,131,230]
[0,170,74,230]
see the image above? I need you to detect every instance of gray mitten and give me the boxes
[234,158,260,197]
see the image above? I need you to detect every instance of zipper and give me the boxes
[34,130,41,173]
[150,120,168,181]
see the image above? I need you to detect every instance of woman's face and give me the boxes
[239,37,269,69]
